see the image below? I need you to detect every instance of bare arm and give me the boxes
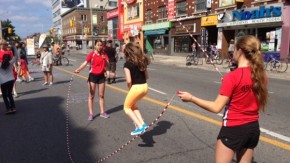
[74,61,88,73]
[177,92,229,114]
[124,67,132,89]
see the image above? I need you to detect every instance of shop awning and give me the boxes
[144,29,166,36]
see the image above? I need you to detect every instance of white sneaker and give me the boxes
[42,82,48,86]
[49,82,53,86]
[29,77,34,81]
[13,92,18,98]
[16,78,22,82]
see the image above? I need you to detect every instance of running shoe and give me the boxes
[100,112,110,118]
[130,126,146,136]
[42,82,48,86]
[88,114,94,121]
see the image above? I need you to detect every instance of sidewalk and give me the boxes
[152,54,290,80]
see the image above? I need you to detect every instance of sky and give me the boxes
[0,0,53,38]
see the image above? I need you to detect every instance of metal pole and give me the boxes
[90,0,94,49]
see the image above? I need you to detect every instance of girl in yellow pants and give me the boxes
[123,43,150,135]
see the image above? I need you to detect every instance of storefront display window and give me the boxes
[154,36,168,50]
[174,36,190,53]
[219,0,235,7]
[258,27,281,52]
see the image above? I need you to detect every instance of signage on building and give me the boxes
[201,15,218,26]
[168,0,175,20]
[126,0,136,5]
[175,24,196,33]
[232,6,282,21]
[206,0,211,8]
[107,9,119,19]
[217,3,283,27]
[142,22,172,31]
[117,0,124,40]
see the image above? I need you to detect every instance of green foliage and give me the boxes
[1,19,20,41]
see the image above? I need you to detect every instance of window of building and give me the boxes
[81,14,87,21]
[146,9,153,22]
[219,0,235,7]
[176,1,187,16]
[128,3,140,20]
[109,1,117,7]
[157,6,168,20]
[196,0,207,12]
[174,36,191,53]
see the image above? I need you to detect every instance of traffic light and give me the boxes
[70,20,74,27]
[93,27,98,36]
[8,27,12,34]
[50,28,54,34]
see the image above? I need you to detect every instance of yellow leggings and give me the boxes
[124,83,148,114]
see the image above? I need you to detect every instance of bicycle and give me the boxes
[264,54,288,73]
[53,54,69,66]
[205,49,223,65]
[186,51,203,66]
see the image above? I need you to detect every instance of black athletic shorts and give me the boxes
[88,73,105,84]
[217,121,260,151]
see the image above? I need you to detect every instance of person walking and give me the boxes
[74,39,110,121]
[40,44,54,86]
[177,35,268,163]
[0,41,18,114]
[123,43,150,135]
[105,40,117,84]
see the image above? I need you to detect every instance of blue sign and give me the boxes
[232,6,282,21]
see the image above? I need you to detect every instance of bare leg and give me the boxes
[88,82,96,115]
[98,82,105,113]
[215,139,235,163]
[44,72,48,83]
[133,110,144,126]
[126,110,143,128]
[236,148,254,163]
[49,72,53,83]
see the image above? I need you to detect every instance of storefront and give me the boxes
[217,3,284,60]
[201,15,218,48]
[142,21,172,55]
[171,19,201,55]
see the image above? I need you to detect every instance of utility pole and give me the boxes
[90,0,94,49]
[0,21,3,40]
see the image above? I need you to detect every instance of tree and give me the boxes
[1,19,21,41]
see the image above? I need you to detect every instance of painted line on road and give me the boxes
[268,91,274,94]
[55,67,290,151]
[214,81,221,84]
[149,87,167,95]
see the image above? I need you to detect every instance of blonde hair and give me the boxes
[124,43,150,71]
[235,35,268,111]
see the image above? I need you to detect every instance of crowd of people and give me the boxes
[1,35,268,162]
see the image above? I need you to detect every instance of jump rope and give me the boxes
[65,1,225,162]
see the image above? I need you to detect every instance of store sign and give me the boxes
[217,3,283,27]
[126,0,136,4]
[106,9,118,19]
[201,15,218,26]
[217,17,282,27]
[168,0,175,20]
[175,24,195,33]
[232,5,282,21]
[142,22,172,31]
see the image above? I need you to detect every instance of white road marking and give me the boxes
[217,113,290,142]
[214,81,221,84]
[147,68,155,71]
[69,59,77,62]
[149,87,167,95]
[268,91,274,94]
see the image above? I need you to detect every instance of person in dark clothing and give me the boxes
[105,40,117,84]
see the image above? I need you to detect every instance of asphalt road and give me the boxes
[0,51,289,163]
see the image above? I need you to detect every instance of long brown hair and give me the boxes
[124,43,150,71]
[235,35,268,111]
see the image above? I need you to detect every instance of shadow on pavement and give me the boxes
[139,121,174,147]
[0,96,98,163]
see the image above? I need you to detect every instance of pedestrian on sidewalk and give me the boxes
[123,43,150,135]
[74,39,110,121]
[177,35,268,163]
